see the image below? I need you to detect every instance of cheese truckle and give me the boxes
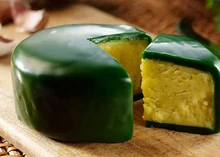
[11,24,151,142]
[141,34,220,134]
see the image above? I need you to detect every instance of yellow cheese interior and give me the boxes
[98,40,148,95]
[141,59,214,129]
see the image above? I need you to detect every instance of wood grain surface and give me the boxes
[0,4,220,157]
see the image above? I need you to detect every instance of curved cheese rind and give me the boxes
[142,34,220,134]
[11,24,151,142]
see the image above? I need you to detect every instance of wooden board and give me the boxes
[0,4,220,157]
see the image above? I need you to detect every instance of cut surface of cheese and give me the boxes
[142,59,214,129]
[98,40,148,95]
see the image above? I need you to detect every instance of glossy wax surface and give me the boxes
[11,24,149,142]
[15,24,148,75]
[142,34,220,134]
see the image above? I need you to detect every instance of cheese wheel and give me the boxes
[11,24,151,142]
[141,34,220,134]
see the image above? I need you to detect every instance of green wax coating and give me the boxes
[11,24,151,142]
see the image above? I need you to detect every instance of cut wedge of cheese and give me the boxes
[141,34,220,134]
